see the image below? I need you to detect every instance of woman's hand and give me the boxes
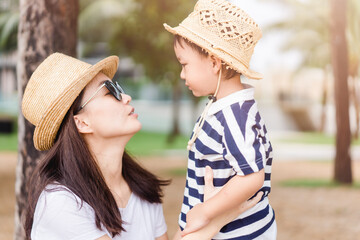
[181,166,264,240]
[180,202,210,237]
[180,166,219,237]
[204,166,220,201]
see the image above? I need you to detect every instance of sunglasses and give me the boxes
[78,80,125,112]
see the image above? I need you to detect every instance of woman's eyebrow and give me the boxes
[98,80,108,86]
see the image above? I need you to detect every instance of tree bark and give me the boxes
[319,67,329,133]
[15,0,78,239]
[330,0,352,184]
[168,78,182,143]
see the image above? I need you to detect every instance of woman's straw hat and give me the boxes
[22,53,119,151]
[164,0,263,79]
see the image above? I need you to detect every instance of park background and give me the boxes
[0,0,359,239]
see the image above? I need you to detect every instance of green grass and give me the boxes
[280,179,360,188]
[3,130,359,154]
[0,130,189,155]
[167,167,187,176]
[279,132,360,145]
[126,130,188,156]
[0,132,17,151]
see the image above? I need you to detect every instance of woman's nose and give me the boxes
[121,94,131,104]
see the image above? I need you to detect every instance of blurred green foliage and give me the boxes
[0,0,19,53]
[265,0,360,76]
[79,0,195,84]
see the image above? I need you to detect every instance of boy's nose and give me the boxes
[121,94,131,104]
[180,69,185,80]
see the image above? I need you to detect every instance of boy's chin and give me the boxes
[191,90,205,98]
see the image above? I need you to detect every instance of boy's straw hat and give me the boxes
[164,0,263,79]
[22,53,119,151]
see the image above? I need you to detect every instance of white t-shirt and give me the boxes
[31,185,167,240]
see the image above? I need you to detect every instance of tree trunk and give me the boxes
[15,0,78,239]
[330,0,352,184]
[319,67,329,133]
[167,79,182,143]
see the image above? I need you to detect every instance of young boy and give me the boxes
[163,0,276,239]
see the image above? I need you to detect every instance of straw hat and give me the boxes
[164,0,263,79]
[22,52,119,151]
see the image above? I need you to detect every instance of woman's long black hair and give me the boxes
[24,91,170,238]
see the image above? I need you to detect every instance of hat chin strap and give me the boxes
[187,68,222,150]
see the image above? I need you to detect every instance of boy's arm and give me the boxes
[181,168,265,237]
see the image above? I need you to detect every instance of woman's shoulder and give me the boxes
[38,184,81,208]
[36,184,89,218]
[32,184,107,239]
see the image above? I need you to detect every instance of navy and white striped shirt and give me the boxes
[179,85,276,239]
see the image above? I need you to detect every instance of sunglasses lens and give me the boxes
[115,82,125,94]
[105,81,123,101]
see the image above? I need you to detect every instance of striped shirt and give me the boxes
[179,85,276,239]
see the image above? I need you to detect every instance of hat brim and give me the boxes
[164,23,263,80]
[33,56,119,151]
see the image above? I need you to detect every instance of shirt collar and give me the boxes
[207,84,255,115]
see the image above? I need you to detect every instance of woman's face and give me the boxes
[75,72,141,140]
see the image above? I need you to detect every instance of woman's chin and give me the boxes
[135,123,142,133]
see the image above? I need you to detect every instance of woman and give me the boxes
[22,53,261,240]
[22,53,169,239]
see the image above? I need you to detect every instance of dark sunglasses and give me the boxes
[78,80,125,112]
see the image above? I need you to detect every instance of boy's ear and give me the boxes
[73,115,93,134]
[210,55,222,74]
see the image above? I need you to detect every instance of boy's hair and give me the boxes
[174,35,239,80]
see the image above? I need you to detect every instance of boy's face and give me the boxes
[174,41,218,97]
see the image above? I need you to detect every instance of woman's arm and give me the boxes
[96,235,111,240]
[156,232,169,240]
[181,191,263,240]
[172,228,182,240]
[182,167,265,237]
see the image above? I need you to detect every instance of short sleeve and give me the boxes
[221,102,265,176]
[31,188,109,240]
[154,203,167,238]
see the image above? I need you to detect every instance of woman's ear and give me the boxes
[73,115,93,134]
[210,55,222,74]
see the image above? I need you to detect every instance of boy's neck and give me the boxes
[216,75,244,100]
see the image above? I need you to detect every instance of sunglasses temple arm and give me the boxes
[80,83,106,109]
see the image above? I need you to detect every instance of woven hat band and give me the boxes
[179,23,250,69]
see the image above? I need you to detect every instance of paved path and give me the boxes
[271,141,360,161]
